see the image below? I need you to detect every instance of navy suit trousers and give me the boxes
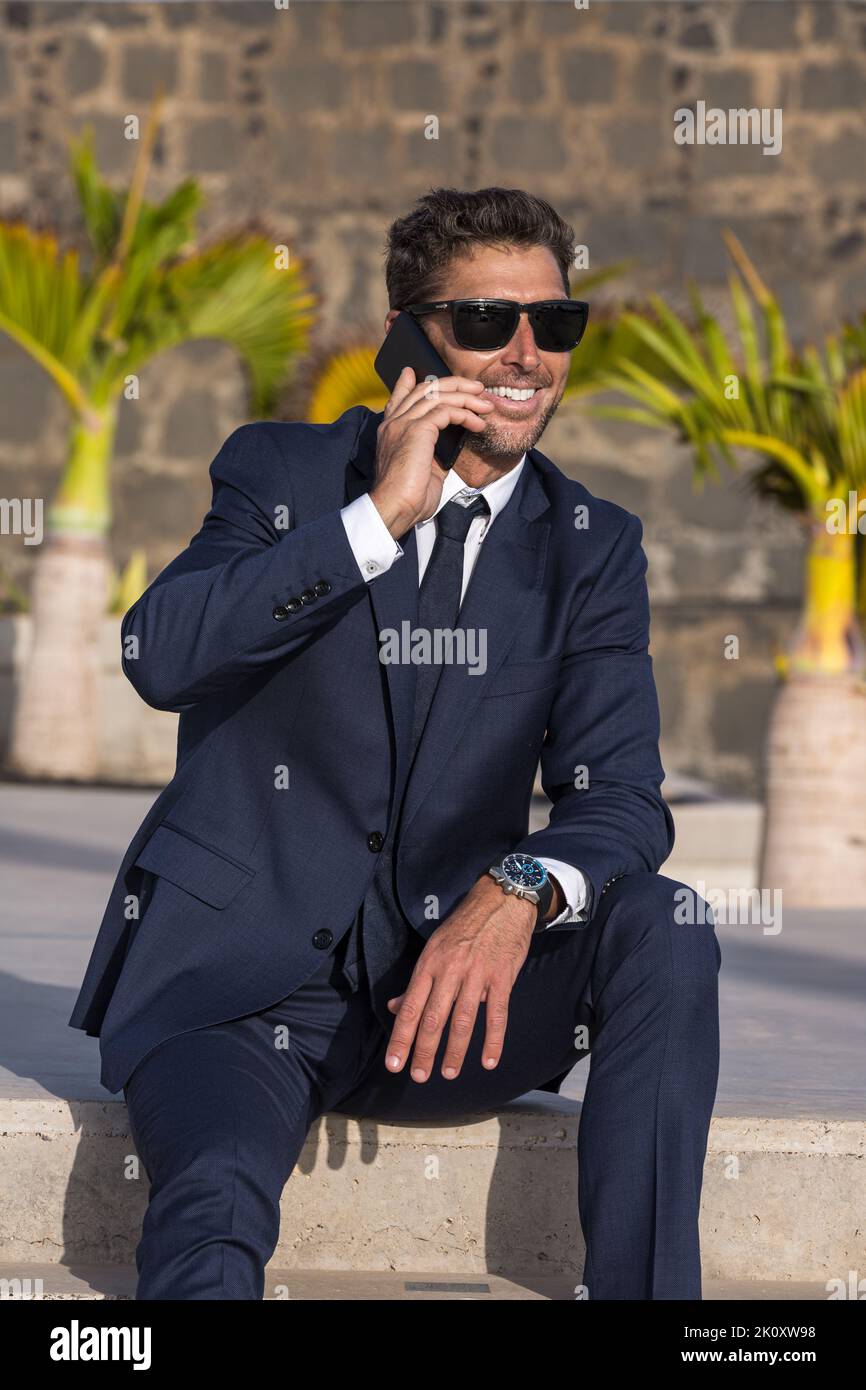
[123,872,721,1301]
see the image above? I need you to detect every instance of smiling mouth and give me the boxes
[483,385,543,401]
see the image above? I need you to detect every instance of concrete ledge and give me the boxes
[1,1094,863,1282]
[0,1264,833,1302]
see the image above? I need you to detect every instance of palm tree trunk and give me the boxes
[787,522,864,674]
[760,525,866,905]
[8,408,116,781]
[759,674,866,905]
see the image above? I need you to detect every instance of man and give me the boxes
[69,186,721,1301]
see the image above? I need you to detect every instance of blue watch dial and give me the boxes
[501,852,548,891]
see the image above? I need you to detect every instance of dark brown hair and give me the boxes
[384,186,577,309]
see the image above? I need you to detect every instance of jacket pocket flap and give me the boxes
[133,823,254,909]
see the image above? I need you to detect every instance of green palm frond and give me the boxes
[593,230,866,511]
[563,308,665,400]
[0,98,318,536]
[105,235,317,414]
[0,224,90,411]
[97,179,203,340]
[2,121,316,418]
[70,125,124,263]
[838,367,866,492]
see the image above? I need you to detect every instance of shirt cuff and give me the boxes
[340,493,403,582]
[537,858,589,927]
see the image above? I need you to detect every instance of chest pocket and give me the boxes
[133,822,255,909]
[482,654,562,698]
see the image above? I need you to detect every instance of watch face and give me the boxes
[501,852,548,891]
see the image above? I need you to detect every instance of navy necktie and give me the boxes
[410,493,491,758]
[355,492,491,1022]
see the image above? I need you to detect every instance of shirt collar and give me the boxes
[420,453,527,528]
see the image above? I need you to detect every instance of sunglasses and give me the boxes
[404,298,590,353]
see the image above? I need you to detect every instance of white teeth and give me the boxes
[488,386,537,400]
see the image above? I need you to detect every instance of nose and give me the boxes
[501,310,542,368]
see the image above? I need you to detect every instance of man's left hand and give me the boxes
[383,874,558,1083]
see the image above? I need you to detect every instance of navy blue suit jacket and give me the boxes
[69,405,674,1094]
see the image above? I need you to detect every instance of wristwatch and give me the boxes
[488,852,555,931]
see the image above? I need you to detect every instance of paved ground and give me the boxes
[1,782,864,1118]
[0,1264,831,1301]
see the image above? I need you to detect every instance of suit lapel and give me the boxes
[346,410,420,800]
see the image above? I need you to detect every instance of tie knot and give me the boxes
[436,493,490,543]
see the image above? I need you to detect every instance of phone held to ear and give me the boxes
[373,311,466,469]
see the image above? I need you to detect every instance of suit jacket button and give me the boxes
[313,580,331,596]
[300,589,317,604]
[313,929,333,950]
[367,831,384,852]
[273,605,288,620]
[285,596,303,613]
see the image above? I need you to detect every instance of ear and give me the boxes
[383,309,400,334]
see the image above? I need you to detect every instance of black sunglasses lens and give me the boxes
[453,301,517,350]
[531,303,589,351]
[452,302,589,351]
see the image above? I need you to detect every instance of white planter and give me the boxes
[0,614,178,786]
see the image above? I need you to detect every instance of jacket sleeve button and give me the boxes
[273,605,288,620]
[285,596,303,613]
[313,580,331,596]
[300,589,317,604]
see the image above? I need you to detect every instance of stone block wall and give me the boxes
[1,0,864,794]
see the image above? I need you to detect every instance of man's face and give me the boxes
[385,243,573,462]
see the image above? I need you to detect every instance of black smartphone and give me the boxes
[373,311,467,468]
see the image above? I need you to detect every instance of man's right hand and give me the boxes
[369,367,494,539]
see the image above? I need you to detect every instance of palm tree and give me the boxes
[592,232,866,906]
[1,96,315,780]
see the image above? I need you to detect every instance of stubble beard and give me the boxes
[460,389,564,463]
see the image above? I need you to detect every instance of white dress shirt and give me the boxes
[339,457,588,928]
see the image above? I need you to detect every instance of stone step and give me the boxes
[0,1264,832,1302]
[660,799,763,891]
[2,1094,862,1284]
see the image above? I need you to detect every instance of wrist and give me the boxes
[511,894,539,932]
[481,875,536,930]
[369,487,419,540]
[479,868,540,934]
[485,854,562,932]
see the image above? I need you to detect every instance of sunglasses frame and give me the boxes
[404,298,590,352]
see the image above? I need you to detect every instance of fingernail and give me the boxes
[387,1054,401,1069]
[411,1068,427,1082]
[483,1057,497,1068]
[443,1066,457,1079]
